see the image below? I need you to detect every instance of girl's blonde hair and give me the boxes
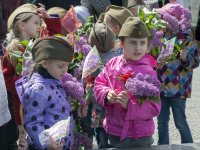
[4,13,35,69]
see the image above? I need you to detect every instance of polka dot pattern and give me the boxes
[48,96,52,101]
[32,126,38,131]
[50,85,54,90]
[31,116,37,121]
[32,101,38,107]
[50,103,55,109]
[54,114,59,120]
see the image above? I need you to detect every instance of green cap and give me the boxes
[119,17,151,38]
[105,5,132,26]
[32,36,74,62]
[88,22,116,53]
[8,3,37,31]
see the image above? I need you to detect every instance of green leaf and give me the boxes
[138,8,145,20]
[16,63,22,75]
[68,62,79,70]
[20,40,29,46]
[18,57,24,62]
[138,96,146,105]
[11,51,23,58]
[74,34,80,41]
[148,14,154,22]
[77,52,83,61]
[147,96,160,102]
[148,23,154,29]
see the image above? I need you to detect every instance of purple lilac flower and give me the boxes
[158,3,191,33]
[151,29,164,48]
[135,73,160,88]
[71,133,92,150]
[79,36,88,48]
[73,60,84,81]
[61,73,85,104]
[125,79,160,96]
[163,12,179,33]
[125,73,160,97]
[22,59,34,76]
[81,44,91,56]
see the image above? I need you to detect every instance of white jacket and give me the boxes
[0,60,11,126]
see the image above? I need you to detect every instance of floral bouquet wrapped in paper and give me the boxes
[123,72,160,104]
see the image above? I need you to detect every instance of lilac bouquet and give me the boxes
[125,73,160,104]
[156,3,191,33]
[61,73,85,105]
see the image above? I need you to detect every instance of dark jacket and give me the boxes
[195,6,200,41]
[28,0,80,10]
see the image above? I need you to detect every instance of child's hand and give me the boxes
[180,47,188,61]
[37,3,50,18]
[117,91,129,109]
[47,142,64,150]
[107,90,118,104]
[157,57,167,69]
[78,104,88,118]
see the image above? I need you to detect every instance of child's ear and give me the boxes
[18,21,26,31]
[113,25,121,34]
[40,60,47,68]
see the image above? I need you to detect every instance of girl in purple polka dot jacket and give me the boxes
[15,37,79,150]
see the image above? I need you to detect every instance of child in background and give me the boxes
[94,17,161,148]
[2,4,41,149]
[16,36,75,149]
[45,6,68,35]
[74,5,91,25]
[98,5,132,36]
[87,22,120,149]
[123,0,146,16]
[156,3,199,145]
[2,3,64,149]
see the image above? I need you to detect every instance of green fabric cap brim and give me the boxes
[32,37,74,62]
[119,17,151,38]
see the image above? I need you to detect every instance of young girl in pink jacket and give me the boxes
[94,17,161,148]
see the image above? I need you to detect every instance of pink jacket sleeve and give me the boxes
[94,66,112,108]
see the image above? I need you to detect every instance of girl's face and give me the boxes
[42,59,69,80]
[23,14,41,39]
[121,37,148,61]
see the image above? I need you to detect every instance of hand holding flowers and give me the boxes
[117,91,129,109]
[107,90,118,104]
[107,90,129,109]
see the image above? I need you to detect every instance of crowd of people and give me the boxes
[0,0,200,150]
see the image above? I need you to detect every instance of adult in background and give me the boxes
[80,0,123,21]
[195,6,200,56]
[0,0,25,49]
[28,0,80,10]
